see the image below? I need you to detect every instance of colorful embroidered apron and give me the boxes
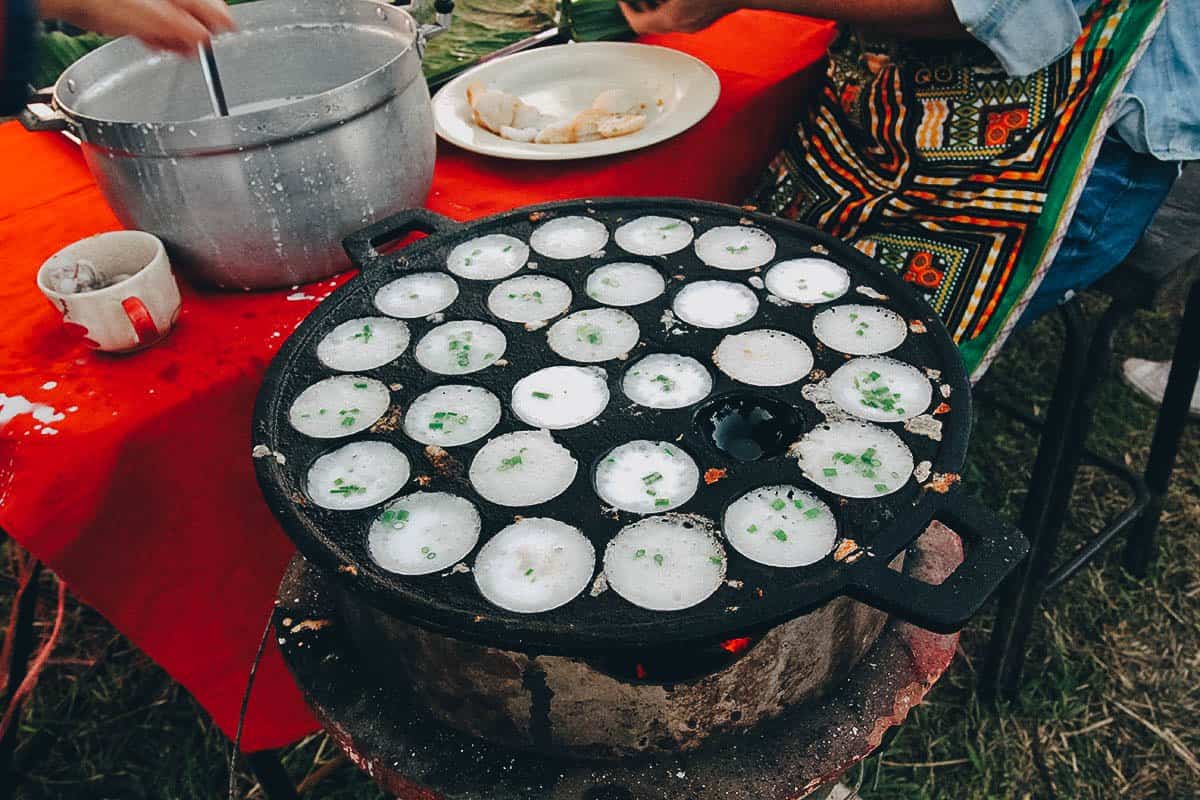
[753,0,1166,379]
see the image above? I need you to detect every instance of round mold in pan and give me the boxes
[252,199,992,656]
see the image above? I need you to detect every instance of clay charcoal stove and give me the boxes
[252,199,1027,768]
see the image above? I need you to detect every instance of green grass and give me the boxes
[4,295,1199,798]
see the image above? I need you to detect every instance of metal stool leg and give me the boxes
[982,298,1132,699]
[1125,279,1200,576]
[0,556,44,800]
[246,749,300,800]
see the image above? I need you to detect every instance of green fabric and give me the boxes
[959,0,1168,376]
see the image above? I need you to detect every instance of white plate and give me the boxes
[432,42,721,161]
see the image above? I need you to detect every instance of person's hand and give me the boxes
[619,0,743,34]
[39,0,236,55]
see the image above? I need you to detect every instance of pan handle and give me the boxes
[342,208,460,271]
[19,90,74,134]
[845,489,1028,633]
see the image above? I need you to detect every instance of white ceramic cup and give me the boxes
[37,231,182,353]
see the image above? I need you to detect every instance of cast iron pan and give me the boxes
[252,198,1028,654]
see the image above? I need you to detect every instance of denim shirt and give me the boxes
[951,0,1200,160]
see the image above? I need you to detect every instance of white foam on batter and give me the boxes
[469,430,579,507]
[447,234,529,280]
[306,440,410,510]
[529,217,609,260]
[585,262,666,307]
[723,485,837,567]
[473,518,596,613]
[764,258,850,304]
[604,514,726,611]
[712,329,814,387]
[621,353,713,409]
[613,216,695,256]
[672,280,760,329]
[794,420,915,498]
[594,440,699,515]
[487,275,572,323]
[415,321,507,375]
[289,375,391,438]
[368,492,481,575]
[812,305,908,355]
[403,384,502,446]
[374,272,460,318]
[546,308,640,363]
[316,317,409,372]
[511,365,610,429]
[694,226,776,271]
[827,357,933,423]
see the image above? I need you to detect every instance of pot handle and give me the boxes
[19,89,73,134]
[845,489,1028,633]
[342,208,460,271]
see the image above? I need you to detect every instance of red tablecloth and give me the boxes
[0,13,834,751]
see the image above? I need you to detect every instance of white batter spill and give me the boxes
[723,485,837,567]
[604,514,726,612]
[511,365,610,429]
[694,226,776,270]
[529,216,609,260]
[546,308,640,362]
[794,420,915,498]
[415,320,507,375]
[374,272,460,319]
[487,275,572,323]
[447,234,529,280]
[316,317,409,372]
[469,430,579,507]
[403,384,502,446]
[672,280,760,329]
[368,492,481,575]
[613,216,695,256]
[289,375,391,438]
[622,353,713,409]
[764,258,851,304]
[473,518,596,613]
[585,262,666,307]
[594,440,699,514]
[306,440,410,511]
[712,329,814,386]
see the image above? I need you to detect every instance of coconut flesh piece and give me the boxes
[289,375,391,438]
[414,320,506,376]
[473,518,596,614]
[613,216,695,256]
[764,258,851,304]
[794,420,915,499]
[723,485,837,568]
[712,329,814,387]
[603,514,726,611]
[469,430,579,507]
[622,353,713,409]
[403,384,502,446]
[511,365,610,429]
[529,216,609,260]
[694,226,776,271]
[546,308,640,363]
[374,272,460,319]
[487,275,573,323]
[827,356,933,423]
[306,440,410,511]
[446,234,529,280]
[585,262,666,307]
[594,440,699,514]
[368,492,481,575]
[672,280,760,329]
[316,317,410,372]
[812,304,908,355]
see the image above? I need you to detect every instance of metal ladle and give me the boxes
[197,42,230,117]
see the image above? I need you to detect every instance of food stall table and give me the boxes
[0,13,835,752]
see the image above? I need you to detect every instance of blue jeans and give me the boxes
[1020,135,1181,325]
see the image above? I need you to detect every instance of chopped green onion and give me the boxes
[654,498,670,507]
[770,498,786,511]
[804,507,821,519]
[772,529,788,541]
[653,553,664,566]
[531,391,552,399]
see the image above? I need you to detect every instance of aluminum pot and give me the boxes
[23,0,445,289]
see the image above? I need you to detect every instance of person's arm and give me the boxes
[39,0,235,56]
[621,0,965,39]
[621,0,1083,77]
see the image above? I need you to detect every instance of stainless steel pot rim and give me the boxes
[52,0,424,155]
